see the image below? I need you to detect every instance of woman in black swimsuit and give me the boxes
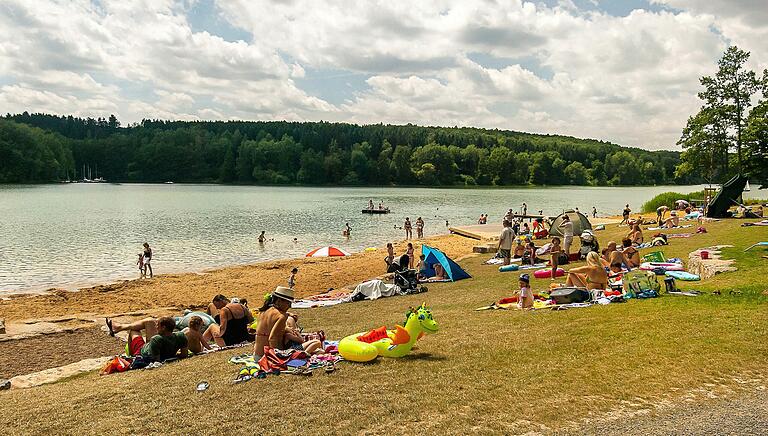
[203,295,254,346]
[142,242,153,278]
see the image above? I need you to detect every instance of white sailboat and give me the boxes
[744,180,751,191]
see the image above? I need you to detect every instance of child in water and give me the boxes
[137,253,145,278]
[518,274,533,309]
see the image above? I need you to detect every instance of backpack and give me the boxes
[557,252,569,265]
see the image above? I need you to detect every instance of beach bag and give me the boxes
[557,252,569,265]
[624,271,660,295]
[101,356,131,375]
[550,287,590,304]
[642,251,665,263]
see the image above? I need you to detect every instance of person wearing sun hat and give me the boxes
[252,286,322,356]
[518,273,533,309]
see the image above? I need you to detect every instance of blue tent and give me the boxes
[420,244,471,281]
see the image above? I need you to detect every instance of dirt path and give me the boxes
[0,327,121,379]
[577,389,768,435]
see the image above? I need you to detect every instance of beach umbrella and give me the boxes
[306,246,351,257]
[675,199,690,207]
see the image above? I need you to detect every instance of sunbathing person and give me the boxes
[565,252,608,290]
[663,212,680,228]
[627,222,643,245]
[105,316,188,361]
[620,238,641,268]
[203,294,254,347]
[513,240,526,258]
[184,316,212,354]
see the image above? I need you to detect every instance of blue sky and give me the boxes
[1,0,766,149]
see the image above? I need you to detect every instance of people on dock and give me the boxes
[559,215,574,255]
[202,295,254,347]
[415,217,424,238]
[497,220,516,265]
[404,217,412,239]
[142,242,153,278]
[368,199,374,209]
[565,252,608,290]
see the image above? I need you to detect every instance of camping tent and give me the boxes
[420,245,471,281]
[706,174,748,218]
[548,210,592,237]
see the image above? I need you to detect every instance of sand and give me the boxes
[0,235,477,323]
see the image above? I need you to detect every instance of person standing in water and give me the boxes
[342,222,351,237]
[415,217,424,238]
[404,217,412,239]
[258,231,266,244]
[142,242,153,278]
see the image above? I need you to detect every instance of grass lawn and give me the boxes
[2,220,767,434]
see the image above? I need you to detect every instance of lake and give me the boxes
[1,183,707,295]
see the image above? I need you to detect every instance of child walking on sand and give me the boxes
[550,237,562,280]
[288,267,298,289]
[406,243,415,269]
[518,273,533,309]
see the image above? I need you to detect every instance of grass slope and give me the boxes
[2,220,767,434]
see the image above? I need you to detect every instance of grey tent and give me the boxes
[548,210,592,237]
[706,174,748,218]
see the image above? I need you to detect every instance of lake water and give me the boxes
[1,183,707,295]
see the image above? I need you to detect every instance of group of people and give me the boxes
[402,217,424,239]
[384,242,445,281]
[135,242,153,279]
[104,279,331,366]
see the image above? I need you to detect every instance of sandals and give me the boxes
[105,318,115,337]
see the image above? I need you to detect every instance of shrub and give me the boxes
[642,190,706,212]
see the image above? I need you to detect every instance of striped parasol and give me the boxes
[305,246,351,257]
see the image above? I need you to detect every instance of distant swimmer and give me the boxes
[258,231,266,243]
[342,222,351,237]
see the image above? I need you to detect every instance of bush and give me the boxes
[642,190,706,212]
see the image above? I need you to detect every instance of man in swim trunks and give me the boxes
[497,220,516,265]
[106,316,188,361]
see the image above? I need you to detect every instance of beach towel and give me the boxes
[646,225,693,231]
[667,233,692,238]
[292,298,348,309]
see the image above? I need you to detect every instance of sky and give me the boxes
[1,0,766,150]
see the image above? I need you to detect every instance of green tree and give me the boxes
[563,161,589,185]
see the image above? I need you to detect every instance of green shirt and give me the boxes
[140,332,187,361]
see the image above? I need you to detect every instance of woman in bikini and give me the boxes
[565,251,608,290]
[203,295,254,347]
[142,242,153,278]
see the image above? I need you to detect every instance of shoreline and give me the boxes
[0,233,479,322]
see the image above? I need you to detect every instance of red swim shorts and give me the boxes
[128,336,146,356]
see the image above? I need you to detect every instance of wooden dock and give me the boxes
[448,224,503,240]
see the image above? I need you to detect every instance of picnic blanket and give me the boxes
[229,342,342,382]
[646,225,693,231]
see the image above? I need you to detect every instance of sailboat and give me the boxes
[744,180,751,192]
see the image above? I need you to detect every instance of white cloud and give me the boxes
[0,0,766,149]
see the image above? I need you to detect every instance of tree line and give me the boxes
[676,46,768,187]
[2,112,690,186]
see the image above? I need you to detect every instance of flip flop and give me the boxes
[105,318,115,337]
[324,364,336,374]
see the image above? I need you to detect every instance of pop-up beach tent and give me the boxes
[548,210,592,237]
[420,245,471,281]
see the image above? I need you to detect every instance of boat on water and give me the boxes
[362,208,390,214]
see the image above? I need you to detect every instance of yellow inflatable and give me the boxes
[338,303,438,362]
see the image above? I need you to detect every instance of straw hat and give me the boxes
[272,286,295,302]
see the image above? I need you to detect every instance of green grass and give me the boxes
[642,190,706,212]
[1,220,767,434]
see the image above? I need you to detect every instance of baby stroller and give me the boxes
[393,269,426,294]
[578,230,600,260]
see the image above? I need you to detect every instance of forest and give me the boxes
[0,113,690,186]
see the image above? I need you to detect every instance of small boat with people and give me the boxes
[362,199,391,214]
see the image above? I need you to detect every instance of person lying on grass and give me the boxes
[106,316,189,361]
[564,252,608,290]
[203,294,254,347]
[253,286,322,357]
